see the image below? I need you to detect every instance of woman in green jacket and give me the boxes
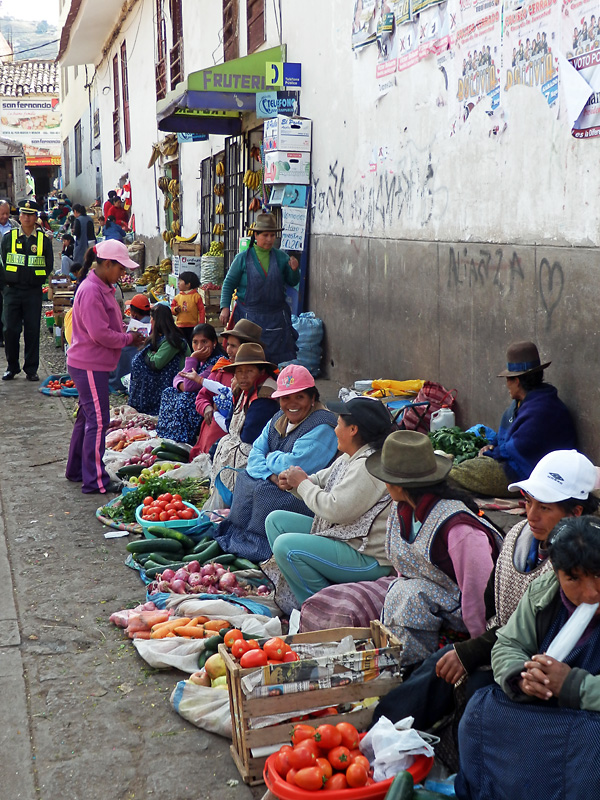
[129,303,190,415]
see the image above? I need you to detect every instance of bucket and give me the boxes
[430,406,455,431]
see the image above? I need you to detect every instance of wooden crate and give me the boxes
[220,620,402,785]
[172,241,202,256]
[200,287,221,306]
[52,291,74,315]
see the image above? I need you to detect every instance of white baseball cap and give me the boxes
[509,450,597,502]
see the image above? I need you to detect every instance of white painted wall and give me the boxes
[59,63,97,202]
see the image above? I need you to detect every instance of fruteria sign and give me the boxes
[188,45,287,93]
[0,97,61,165]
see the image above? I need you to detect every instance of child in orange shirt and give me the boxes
[171,271,205,345]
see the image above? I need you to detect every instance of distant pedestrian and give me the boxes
[72,204,97,264]
[103,215,126,242]
[65,240,145,494]
[103,190,118,219]
[105,196,129,230]
[0,199,53,381]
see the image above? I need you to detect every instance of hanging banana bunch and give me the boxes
[213,184,225,196]
[215,161,225,177]
[248,197,261,212]
[243,169,262,190]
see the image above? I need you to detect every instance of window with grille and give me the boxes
[156,0,167,100]
[247,0,265,53]
[63,136,70,186]
[74,120,82,176]
[120,41,131,152]
[169,0,184,89]
[224,135,245,270]
[112,54,121,160]
[200,156,214,257]
[223,0,239,61]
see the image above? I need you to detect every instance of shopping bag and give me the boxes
[400,381,457,433]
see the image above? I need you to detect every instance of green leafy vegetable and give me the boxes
[428,426,489,465]
[100,476,210,523]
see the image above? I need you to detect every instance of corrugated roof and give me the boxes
[0,60,59,96]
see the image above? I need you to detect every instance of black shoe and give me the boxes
[2,370,17,381]
[104,480,123,494]
[26,373,39,382]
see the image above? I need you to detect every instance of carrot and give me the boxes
[132,630,151,639]
[190,616,209,626]
[150,617,191,638]
[175,626,207,639]
[204,619,231,632]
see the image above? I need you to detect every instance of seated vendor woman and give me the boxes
[450,341,577,497]
[365,431,503,667]
[372,449,599,730]
[456,514,600,800]
[212,365,338,563]
[265,397,396,606]
[128,303,190,416]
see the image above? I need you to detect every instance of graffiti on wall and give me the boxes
[447,245,565,327]
[311,140,448,233]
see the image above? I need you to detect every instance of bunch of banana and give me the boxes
[168,179,180,195]
[162,230,175,244]
[243,170,262,190]
[215,202,224,215]
[248,197,261,212]
[170,220,181,235]
[206,241,225,256]
[213,184,225,196]
[171,198,180,216]
[212,223,225,235]
[215,161,225,177]
[159,257,173,274]
[250,145,261,161]
[158,176,169,192]
[163,196,171,210]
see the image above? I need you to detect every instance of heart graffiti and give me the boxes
[539,258,564,327]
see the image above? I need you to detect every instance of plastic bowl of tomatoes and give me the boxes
[136,493,200,537]
[263,725,432,800]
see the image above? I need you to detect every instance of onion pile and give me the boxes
[147,561,271,597]
[122,444,157,467]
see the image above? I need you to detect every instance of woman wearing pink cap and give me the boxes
[212,364,338,562]
[66,241,145,494]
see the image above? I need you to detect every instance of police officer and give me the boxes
[1,199,54,381]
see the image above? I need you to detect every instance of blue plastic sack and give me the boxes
[285,312,324,377]
[466,424,496,443]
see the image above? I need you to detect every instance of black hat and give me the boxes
[18,199,39,215]
[340,397,394,442]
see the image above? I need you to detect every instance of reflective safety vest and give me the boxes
[4,229,47,283]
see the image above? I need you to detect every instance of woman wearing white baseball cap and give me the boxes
[373,449,599,733]
[66,240,145,494]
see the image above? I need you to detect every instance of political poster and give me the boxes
[562,0,600,139]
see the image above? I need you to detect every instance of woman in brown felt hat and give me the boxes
[203,342,279,509]
[218,212,300,366]
[365,430,503,667]
[450,341,577,498]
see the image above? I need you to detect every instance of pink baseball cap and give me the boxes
[271,364,315,398]
[95,239,138,270]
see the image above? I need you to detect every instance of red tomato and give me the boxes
[346,762,368,788]
[286,768,298,785]
[172,494,182,502]
[143,497,153,506]
[231,639,251,659]
[313,724,342,750]
[180,509,194,520]
[239,649,268,668]
[335,722,360,750]
[289,746,316,771]
[310,706,339,718]
[316,758,333,780]
[224,629,244,649]
[291,724,316,747]
[263,637,286,661]
[324,774,348,791]
[348,748,362,761]
[164,503,176,512]
[163,493,173,502]
[282,651,300,662]
[274,746,293,778]
[245,639,260,650]
[294,739,321,759]
[350,755,370,772]
[159,512,169,521]
[327,746,351,771]
[294,766,326,791]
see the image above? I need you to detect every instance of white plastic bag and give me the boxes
[170,680,232,737]
[133,637,208,672]
[360,715,435,781]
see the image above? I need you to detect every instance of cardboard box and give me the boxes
[263,115,312,152]
[220,620,402,785]
[172,254,202,280]
[263,150,311,185]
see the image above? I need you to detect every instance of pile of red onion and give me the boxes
[147,561,271,597]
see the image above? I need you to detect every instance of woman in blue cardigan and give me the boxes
[450,341,577,497]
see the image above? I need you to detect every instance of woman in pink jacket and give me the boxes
[66,240,145,494]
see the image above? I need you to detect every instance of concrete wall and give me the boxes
[310,233,600,458]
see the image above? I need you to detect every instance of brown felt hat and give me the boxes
[250,212,282,233]
[497,341,551,377]
[366,430,452,487]
[221,318,263,344]
[221,342,276,372]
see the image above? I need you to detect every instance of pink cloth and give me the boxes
[67,270,133,372]
[172,356,220,393]
[446,522,495,637]
[189,369,233,457]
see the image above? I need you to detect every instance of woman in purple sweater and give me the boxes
[66,240,145,494]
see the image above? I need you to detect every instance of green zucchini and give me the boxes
[203,635,222,652]
[232,557,260,571]
[196,541,223,564]
[159,440,192,460]
[126,538,183,555]
[146,525,196,551]
[385,771,413,800]
[198,650,209,670]
[191,536,213,554]
[203,553,236,565]
[143,560,187,578]
[147,552,178,566]
[117,464,144,478]
[132,552,152,565]
[154,449,189,463]
[412,790,447,799]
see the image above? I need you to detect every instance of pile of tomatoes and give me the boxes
[223,632,300,666]
[48,378,75,390]
[140,493,197,522]
[273,722,372,791]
